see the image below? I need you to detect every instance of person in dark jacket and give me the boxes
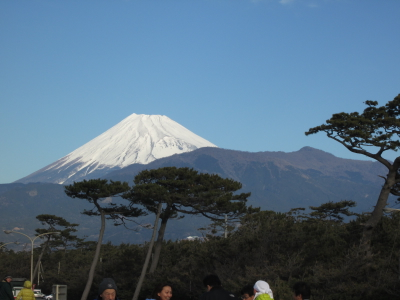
[95,278,119,300]
[0,275,14,300]
[240,284,255,300]
[199,274,235,300]
[292,281,311,300]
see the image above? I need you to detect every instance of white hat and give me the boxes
[254,280,273,299]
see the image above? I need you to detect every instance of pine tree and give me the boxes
[306,94,400,254]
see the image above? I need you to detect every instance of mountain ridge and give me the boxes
[102,146,387,212]
[15,114,217,184]
[5,114,392,245]
[105,146,383,184]
[1,146,392,245]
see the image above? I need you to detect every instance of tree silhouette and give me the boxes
[306,94,400,253]
[123,167,251,273]
[33,214,83,283]
[65,179,145,300]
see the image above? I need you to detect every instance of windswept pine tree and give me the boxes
[123,167,252,273]
[65,179,145,300]
[306,94,400,253]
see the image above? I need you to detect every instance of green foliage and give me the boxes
[65,179,130,201]
[305,94,400,157]
[2,201,400,300]
[35,214,84,250]
[126,167,251,220]
[64,179,146,300]
[304,94,400,199]
[308,200,359,222]
[305,94,400,253]
[124,167,253,273]
[65,179,145,221]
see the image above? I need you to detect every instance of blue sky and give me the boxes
[1,0,399,184]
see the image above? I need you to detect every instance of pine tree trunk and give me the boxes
[149,217,168,273]
[32,240,48,284]
[132,203,162,300]
[360,166,396,255]
[81,211,106,300]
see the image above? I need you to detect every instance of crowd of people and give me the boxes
[96,274,311,300]
[0,274,311,300]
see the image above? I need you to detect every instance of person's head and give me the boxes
[292,281,311,300]
[23,281,32,289]
[98,278,118,300]
[152,283,172,300]
[3,276,12,283]
[253,280,273,299]
[240,284,255,300]
[203,274,221,291]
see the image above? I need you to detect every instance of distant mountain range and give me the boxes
[102,146,388,212]
[1,114,393,246]
[0,147,392,245]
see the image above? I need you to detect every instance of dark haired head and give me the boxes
[293,281,311,299]
[98,278,117,296]
[240,284,254,296]
[152,283,173,300]
[202,274,221,287]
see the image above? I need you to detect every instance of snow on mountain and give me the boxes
[15,114,217,184]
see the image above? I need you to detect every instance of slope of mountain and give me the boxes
[2,147,393,246]
[103,146,389,212]
[15,114,217,185]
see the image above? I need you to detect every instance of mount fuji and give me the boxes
[15,114,217,185]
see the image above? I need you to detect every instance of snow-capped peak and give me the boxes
[16,114,217,184]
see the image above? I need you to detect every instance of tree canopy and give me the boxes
[35,214,83,250]
[305,94,400,253]
[305,94,400,163]
[308,200,358,222]
[123,167,253,273]
[65,179,143,221]
[128,167,250,219]
[65,179,145,300]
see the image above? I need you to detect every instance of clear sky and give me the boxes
[1,0,399,184]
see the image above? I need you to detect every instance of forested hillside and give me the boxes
[1,205,399,300]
